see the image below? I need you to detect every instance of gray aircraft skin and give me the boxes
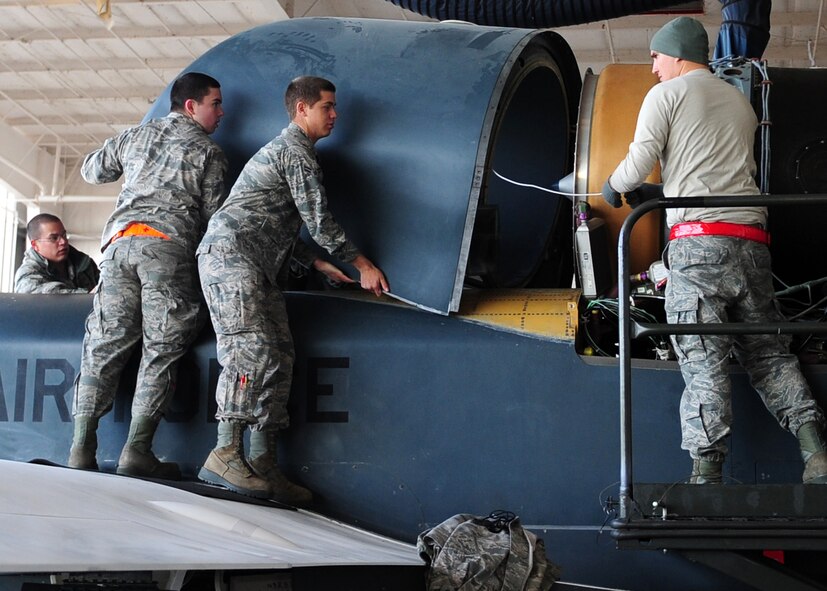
[4,12,827,591]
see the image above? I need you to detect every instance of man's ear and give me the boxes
[30,240,41,254]
[183,97,197,116]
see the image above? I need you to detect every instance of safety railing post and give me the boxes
[616,193,827,521]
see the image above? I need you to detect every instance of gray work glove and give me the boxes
[601,177,622,208]
[625,183,664,209]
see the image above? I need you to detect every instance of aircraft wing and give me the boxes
[0,460,420,574]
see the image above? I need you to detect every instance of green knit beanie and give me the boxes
[650,16,709,64]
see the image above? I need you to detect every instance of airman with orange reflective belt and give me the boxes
[69,72,228,480]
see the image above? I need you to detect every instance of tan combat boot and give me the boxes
[199,421,271,499]
[249,429,313,507]
[68,415,99,470]
[116,415,181,480]
[797,422,827,484]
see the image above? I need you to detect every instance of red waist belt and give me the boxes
[669,221,770,246]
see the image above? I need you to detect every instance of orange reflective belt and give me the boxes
[110,222,171,244]
[669,221,770,246]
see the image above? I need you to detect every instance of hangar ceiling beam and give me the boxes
[5,115,138,127]
[573,44,827,64]
[0,24,239,41]
[0,119,56,199]
[274,0,293,18]
[563,9,819,29]
[0,57,190,74]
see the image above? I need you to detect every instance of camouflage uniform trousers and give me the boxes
[74,237,201,421]
[665,235,825,462]
[198,244,293,430]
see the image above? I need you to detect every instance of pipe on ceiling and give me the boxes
[385,0,698,28]
[0,153,45,197]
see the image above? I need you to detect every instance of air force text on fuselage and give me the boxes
[0,356,351,424]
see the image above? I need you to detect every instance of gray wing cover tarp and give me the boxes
[145,18,581,313]
[0,460,419,572]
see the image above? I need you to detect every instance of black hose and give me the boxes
[386,0,699,28]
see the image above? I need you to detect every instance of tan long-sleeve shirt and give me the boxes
[610,69,766,229]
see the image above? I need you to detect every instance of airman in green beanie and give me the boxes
[649,15,709,64]
[602,16,827,486]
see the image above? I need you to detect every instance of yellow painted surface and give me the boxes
[456,288,579,340]
[588,64,663,275]
[305,289,581,341]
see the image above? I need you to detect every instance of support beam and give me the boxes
[1,86,163,101]
[0,23,249,41]
[0,0,230,5]
[0,57,189,74]
[274,0,293,18]
[0,120,56,199]
[561,10,824,30]
[4,115,138,127]
[568,45,819,66]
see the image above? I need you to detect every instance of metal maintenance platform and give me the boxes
[613,483,827,590]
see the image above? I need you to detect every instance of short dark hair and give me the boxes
[170,72,221,113]
[285,76,336,119]
[27,213,62,241]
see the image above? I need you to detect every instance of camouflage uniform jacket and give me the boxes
[14,245,99,294]
[199,123,360,284]
[81,112,228,253]
[417,512,559,591]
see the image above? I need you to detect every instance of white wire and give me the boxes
[709,56,771,194]
[751,59,771,194]
[492,170,602,198]
[496,60,772,198]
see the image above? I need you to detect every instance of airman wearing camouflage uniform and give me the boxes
[197,76,388,504]
[603,17,827,484]
[14,213,100,294]
[68,72,228,480]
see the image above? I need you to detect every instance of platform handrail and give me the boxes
[617,193,827,520]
